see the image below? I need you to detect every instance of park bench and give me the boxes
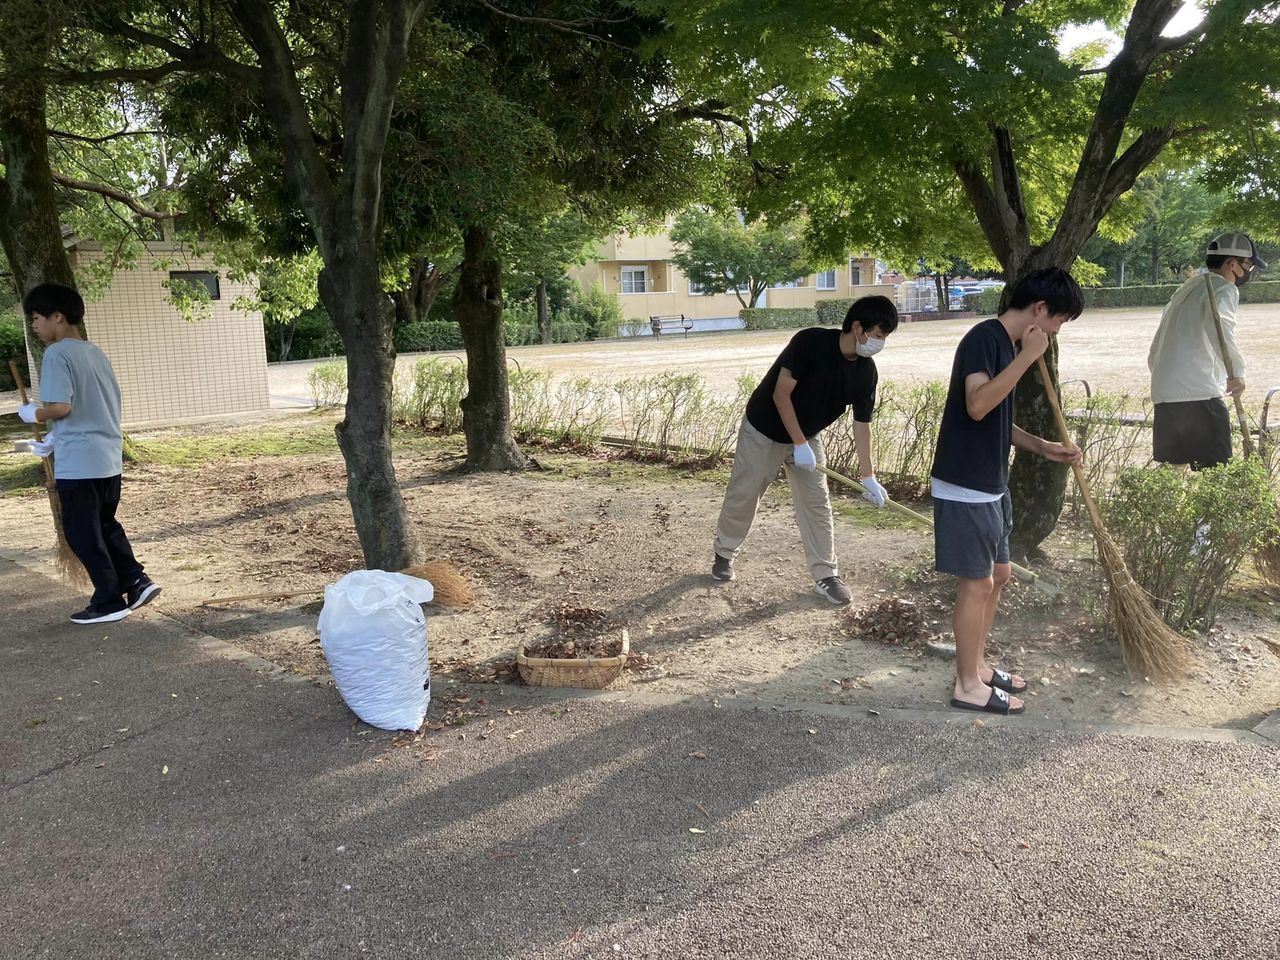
[650,314,694,339]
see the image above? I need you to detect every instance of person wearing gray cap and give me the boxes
[1147,232,1268,469]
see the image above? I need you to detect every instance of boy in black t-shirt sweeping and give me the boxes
[712,296,898,605]
[930,269,1083,715]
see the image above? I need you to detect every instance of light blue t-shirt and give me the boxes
[39,339,124,480]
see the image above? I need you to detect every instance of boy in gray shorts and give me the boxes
[18,284,160,624]
[929,269,1083,715]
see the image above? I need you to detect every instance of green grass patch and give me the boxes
[0,457,46,495]
[131,420,340,467]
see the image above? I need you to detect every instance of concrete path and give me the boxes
[3,557,1279,960]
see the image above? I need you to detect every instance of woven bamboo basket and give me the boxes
[517,629,630,689]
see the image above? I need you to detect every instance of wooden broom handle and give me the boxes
[1203,273,1254,458]
[1035,355,1106,535]
[9,360,55,487]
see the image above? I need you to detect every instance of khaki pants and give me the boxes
[713,417,837,581]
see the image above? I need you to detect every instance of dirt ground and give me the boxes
[2,418,1278,731]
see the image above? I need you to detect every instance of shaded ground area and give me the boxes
[1,420,1277,730]
[3,561,1278,960]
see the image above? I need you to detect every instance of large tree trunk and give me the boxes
[320,258,419,570]
[453,225,528,471]
[0,27,82,367]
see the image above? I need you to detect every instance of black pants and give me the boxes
[1153,399,1232,470]
[56,475,144,612]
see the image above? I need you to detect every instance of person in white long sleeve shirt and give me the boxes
[1148,232,1268,469]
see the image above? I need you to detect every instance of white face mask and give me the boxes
[856,335,885,358]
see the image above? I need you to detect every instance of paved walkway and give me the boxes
[3,556,1279,959]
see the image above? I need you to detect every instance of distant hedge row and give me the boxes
[966,280,1280,314]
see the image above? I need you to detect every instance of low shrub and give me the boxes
[1105,458,1279,630]
[1081,280,1280,308]
[395,320,464,353]
[963,288,1004,314]
[393,357,466,432]
[739,307,817,331]
[307,361,347,409]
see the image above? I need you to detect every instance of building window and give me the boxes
[849,260,862,286]
[688,279,707,295]
[816,269,836,291]
[620,265,648,294]
[169,270,221,300]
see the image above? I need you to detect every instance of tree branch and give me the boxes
[48,129,165,144]
[49,170,176,220]
[473,0,630,45]
[669,101,788,183]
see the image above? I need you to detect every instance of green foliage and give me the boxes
[814,299,855,327]
[307,362,347,409]
[740,307,817,330]
[393,358,466,433]
[565,284,624,339]
[1061,390,1154,516]
[613,372,752,462]
[964,288,1005,314]
[670,209,813,309]
[823,382,948,501]
[395,321,464,353]
[265,305,343,362]
[1079,281,1280,308]
[1105,459,1280,630]
[0,320,30,390]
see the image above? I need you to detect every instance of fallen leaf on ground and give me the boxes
[687,751,708,760]
[688,828,706,834]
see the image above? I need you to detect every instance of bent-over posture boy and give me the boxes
[18,284,160,624]
[712,296,898,605]
[930,269,1083,715]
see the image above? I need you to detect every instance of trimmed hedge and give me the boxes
[1082,280,1280,307]
[0,321,30,391]
[964,279,1280,313]
[815,298,856,326]
[395,321,464,353]
[740,307,817,330]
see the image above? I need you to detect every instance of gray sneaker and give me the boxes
[814,576,852,605]
[711,554,735,582]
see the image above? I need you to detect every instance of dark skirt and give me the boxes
[1152,398,1232,469]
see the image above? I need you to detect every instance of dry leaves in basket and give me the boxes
[522,635,623,660]
[839,597,944,647]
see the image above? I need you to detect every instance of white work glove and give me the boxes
[860,474,888,508]
[792,443,817,472]
[27,438,52,457]
[17,402,39,424]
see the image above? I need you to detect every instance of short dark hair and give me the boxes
[1005,268,1083,320]
[843,295,898,335]
[1205,254,1241,270]
[23,283,85,326]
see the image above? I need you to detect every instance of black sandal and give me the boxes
[950,686,1024,715]
[987,668,1027,694]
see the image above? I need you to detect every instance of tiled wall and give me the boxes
[32,244,270,425]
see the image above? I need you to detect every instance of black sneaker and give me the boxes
[70,605,131,625]
[814,576,853,605]
[126,576,161,611]
[711,554,735,582]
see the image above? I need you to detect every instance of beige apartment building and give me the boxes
[30,236,270,425]
[570,229,895,333]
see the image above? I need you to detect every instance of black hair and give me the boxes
[1005,268,1083,320]
[1205,254,1239,270]
[843,295,898,335]
[23,283,85,326]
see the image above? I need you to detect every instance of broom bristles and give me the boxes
[402,559,476,609]
[1095,530,1191,679]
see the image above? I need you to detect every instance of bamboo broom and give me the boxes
[817,464,1061,598]
[9,360,89,587]
[1036,355,1189,678]
[1203,274,1280,584]
[200,558,476,609]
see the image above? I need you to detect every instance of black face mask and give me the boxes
[1235,263,1255,288]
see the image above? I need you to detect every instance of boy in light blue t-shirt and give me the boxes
[18,284,160,624]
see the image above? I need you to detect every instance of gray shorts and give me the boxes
[933,492,1013,579]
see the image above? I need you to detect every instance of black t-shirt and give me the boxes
[745,328,878,443]
[930,318,1017,494]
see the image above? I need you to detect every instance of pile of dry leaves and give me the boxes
[839,596,945,647]
[522,603,625,660]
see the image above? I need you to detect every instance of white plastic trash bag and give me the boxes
[318,570,434,731]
